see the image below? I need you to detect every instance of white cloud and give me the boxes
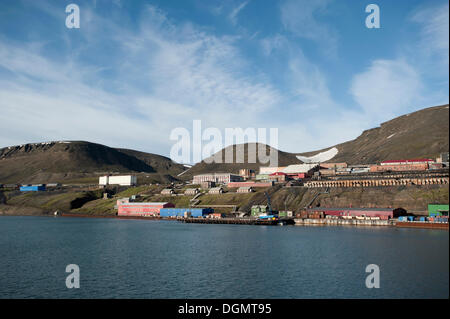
[350,59,422,120]
[0,4,281,160]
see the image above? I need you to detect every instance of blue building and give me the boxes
[20,185,46,192]
[159,208,213,218]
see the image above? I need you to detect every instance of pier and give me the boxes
[182,217,280,225]
[294,218,394,227]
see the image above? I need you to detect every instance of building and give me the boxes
[269,172,288,182]
[208,213,225,219]
[428,204,449,217]
[305,207,396,219]
[200,181,216,189]
[20,185,46,192]
[370,163,429,172]
[251,205,269,216]
[209,187,224,194]
[259,167,286,175]
[161,188,174,195]
[193,173,242,184]
[380,159,434,166]
[438,152,449,164]
[282,164,319,175]
[227,181,274,188]
[239,169,255,180]
[320,163,348,169]
[159,207,214,218]
[99,175,137,186]
[117,202,175,216]
[255,174,270,181]
[237,186,253,193]
[184,188,199,195]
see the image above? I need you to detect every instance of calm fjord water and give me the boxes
[0,216,448,298]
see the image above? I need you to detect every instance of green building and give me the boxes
[255,174,270,181]
[251,205,268,216]
[428,204,449,217]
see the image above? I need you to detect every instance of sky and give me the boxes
[0,0,448,163]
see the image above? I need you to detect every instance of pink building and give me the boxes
[118,202,175,217]
[306,207,396,219]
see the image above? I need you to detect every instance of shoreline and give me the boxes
[1,211,448,230]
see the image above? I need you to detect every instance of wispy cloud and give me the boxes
[229,1,250,25]
[280,0,338,56]
[411,2,449,67]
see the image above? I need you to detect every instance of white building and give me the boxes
[193,173,242,184]
[99,175,137,186]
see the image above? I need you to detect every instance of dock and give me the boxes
[395,221,449,230]
[182,217,280,225]
[294,218,393,227]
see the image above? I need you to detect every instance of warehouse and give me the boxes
[428,204,449,217]
[305,207,396,219]
[193,173,242,184]
[259,166,286,175]
[99,175,137,186]
[251,205,269,216]
[282,164,319,177]
[269,172,288,182]
[117,202,175,216]
[227,181,273,188]
[159,208,214,218]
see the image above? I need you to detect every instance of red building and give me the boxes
[118,202,175,217]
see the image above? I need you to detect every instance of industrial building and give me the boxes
[193,173,242,184]
[320,163,348,169]
[159,208,214,218]
[269,172,288,182]
[200,181,216,189]
[117,202,175,216]
[239,169,255,180]
[259,167,286,175]
[226,181,273,188]
[259,164,319,179]
[99,175,137,186]
[251,205,269,216]
[428,204,449,217]
[303,207,397,219]
[20,184,46,192]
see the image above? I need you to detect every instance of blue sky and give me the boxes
[0,0,448,161]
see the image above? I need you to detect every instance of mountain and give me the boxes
[298,104,449,164]
[180,143,300,179]
[0,141,185,184]
[1,104,448,183]
[186,104,449,176]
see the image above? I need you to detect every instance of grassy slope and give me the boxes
[1,184,448,216]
